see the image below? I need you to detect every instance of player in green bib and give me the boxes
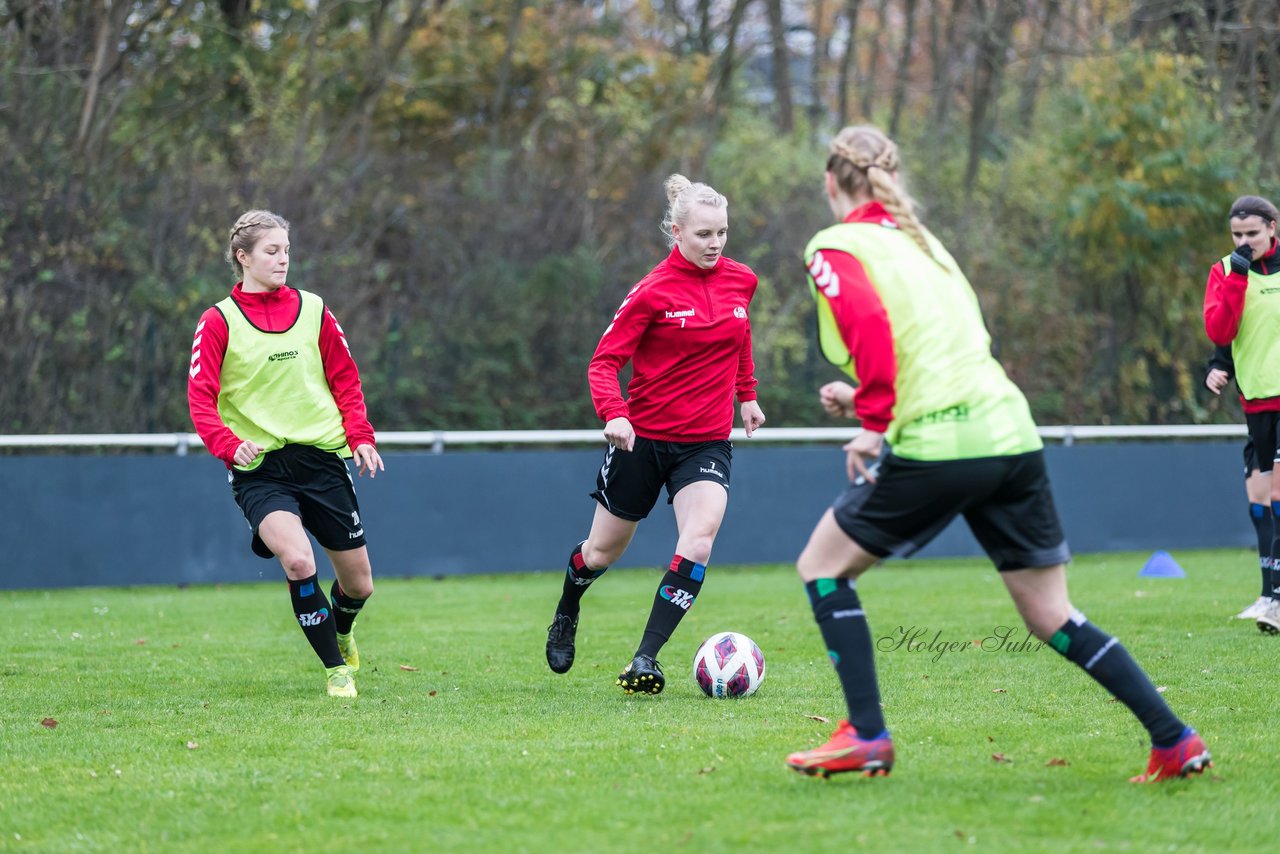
[784,125,1209,783]
[1203,195,1280,632]
[188,210,385,699]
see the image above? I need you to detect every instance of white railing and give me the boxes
[0,423,1249,454]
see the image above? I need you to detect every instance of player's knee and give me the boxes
[581,542,619,570]
[345,578,374,600]
[279,552,317,579]
[678,534,715,566]
[1019,602,1070,642]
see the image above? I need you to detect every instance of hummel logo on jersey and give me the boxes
[733,306,747,319]
[698,460,725,479]
[603,284,643,336]
[660,586,696,610]
[268,350,299,362]
[189,320,205,378]
[665,309,695,319]
[298,608,330,627]
[352,510,361,527]
[808,252,840,299]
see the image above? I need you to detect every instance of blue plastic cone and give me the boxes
[1139,550,1185,578]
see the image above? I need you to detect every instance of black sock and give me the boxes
[555,542,607,619]
[1250,503,1273,598]
[1269,501,1280,598]
[329,580,367,636]
[1049,612,1184,747]
[636,556,704,658]
[289,573,344,668]
[807,578,885,739]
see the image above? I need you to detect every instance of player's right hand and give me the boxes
[843,429,884,484]
[233,439,263,467]
[1205,368,1229,395]
[1229,243,1254,276]
[603,417,635,452]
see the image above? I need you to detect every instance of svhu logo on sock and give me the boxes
[298,608,330,627]
[660,586,695,610]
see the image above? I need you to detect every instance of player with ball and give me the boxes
[785,126,1210,782]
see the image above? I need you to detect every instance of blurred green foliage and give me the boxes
[0,2,1272,434]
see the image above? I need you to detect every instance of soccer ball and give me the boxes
[692,631,765,698]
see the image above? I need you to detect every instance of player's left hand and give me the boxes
[353,443,384,478]
[819,381,856,418]
[843,429,884,483]
[740,400,766,437]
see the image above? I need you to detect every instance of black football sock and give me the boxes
[329,580,368,636]
[555,542,607,619]
[1049,611,1184,747]
[289,573,344,668]
[1248,503,1273,598]
[1269,502,1280,598]
[807,578,886,739]
[635,556,704,658]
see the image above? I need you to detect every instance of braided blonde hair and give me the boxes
[827,126,944,269]
[660,174,727,248]
[225,209,291,276]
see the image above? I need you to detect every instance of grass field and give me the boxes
[5,549,1275,852]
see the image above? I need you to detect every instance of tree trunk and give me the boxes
[888,0,919,137]
[837,0,863,127]
[810,0,829,130]
[963,0,1020,189]
[765,0,793,132]
[929,0,967,133]
[860,0,890,120]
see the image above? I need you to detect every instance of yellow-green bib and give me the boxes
[1223,257,1280,400]
[804,222,1041,460]
[216,289,348,472]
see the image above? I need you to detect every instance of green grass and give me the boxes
[4,550,1274,852]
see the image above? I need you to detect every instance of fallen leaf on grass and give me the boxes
[953,830,966,839]
[803,715,830,723]
[185,741,199,750]
[992,688,1007,693]
[1046,758,1069,767]
[41,718,57,729]
[698,766,716,775]
[399,664,419,672]
[135,639,146,645]
[428,690,437,697]
[991,752,1012,763]
[986,735,994,742]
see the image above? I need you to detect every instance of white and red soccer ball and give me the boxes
[693,631,765,698]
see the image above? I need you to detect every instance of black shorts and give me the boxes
[1243,436,1259,477]
[1244,411,1280,474]
[832,450,1070,572]
[590,438,732,521]
[228,443,366,559]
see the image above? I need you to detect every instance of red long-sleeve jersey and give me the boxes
[588,247,759,442]
[1204,238,1280,412]
[809,204,900,432]
[187,284,376,466]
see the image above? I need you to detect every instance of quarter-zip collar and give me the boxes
[665,246,720,278]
